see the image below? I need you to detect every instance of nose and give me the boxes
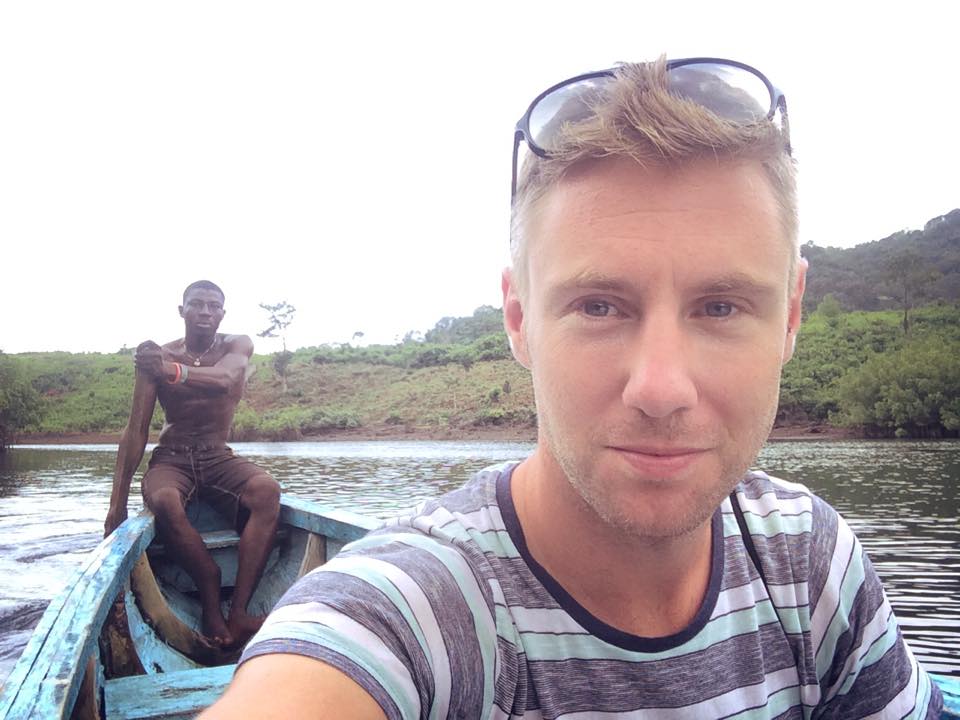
[620,316,699,419]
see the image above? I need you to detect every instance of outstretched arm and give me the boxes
[200,655,387,720]
[104,366,157,536]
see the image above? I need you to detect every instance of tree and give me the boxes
[424,306,504,344]
[884,251,939,335]
[0,355,44,451]
[259,301,297,393]
[816,293,842,320]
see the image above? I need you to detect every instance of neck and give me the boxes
[511,450,714,637]
[184,331,216,354]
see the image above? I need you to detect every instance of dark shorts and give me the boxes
[141,445,271,529]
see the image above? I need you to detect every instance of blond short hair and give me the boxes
[510,59,797,294]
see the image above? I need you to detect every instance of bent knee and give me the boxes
[145,487,187,518]
[241,474,280,511]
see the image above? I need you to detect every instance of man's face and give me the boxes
[179,288,225,334]
[503,157,805,540]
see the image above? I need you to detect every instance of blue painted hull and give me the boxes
[0,496,378,719]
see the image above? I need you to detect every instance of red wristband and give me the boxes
[167,362,182,384]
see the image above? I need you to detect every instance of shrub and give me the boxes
[831,337,960,437]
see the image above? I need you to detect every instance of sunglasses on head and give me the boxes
[511,57,789,199]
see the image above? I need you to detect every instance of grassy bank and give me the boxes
[236,357,537,441]
[5,304,960,443]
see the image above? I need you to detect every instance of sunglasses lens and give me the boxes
[526,62,776,157]
[666,62,773,123]
[527,75,609,152]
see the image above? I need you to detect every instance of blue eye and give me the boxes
[705,302,734,317]
[583,300,616,317]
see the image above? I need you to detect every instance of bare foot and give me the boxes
[202,607,234,648]
[226,611,266,648]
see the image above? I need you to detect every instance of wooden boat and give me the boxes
[0,495,957,719]
[0,495,379,719]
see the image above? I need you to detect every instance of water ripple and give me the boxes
[1,440,957,682]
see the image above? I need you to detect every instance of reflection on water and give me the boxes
[0,440,957,681]
[759,442,960,675]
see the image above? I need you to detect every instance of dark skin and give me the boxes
[105,287,280,648]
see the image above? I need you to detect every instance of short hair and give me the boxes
[510,59,797,295]
[182,280,225,304]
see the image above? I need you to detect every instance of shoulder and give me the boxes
[241,467,515,718]
[266,464,512,628]
[222,334,254,356]
[355,463,511,571]
[730,471,841,591]
[731,473,942,717]
[737,471,849,580]
[733,470,820,537]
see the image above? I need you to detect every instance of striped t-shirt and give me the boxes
[241,464,943,719]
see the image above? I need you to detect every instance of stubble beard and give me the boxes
[539,401,779,543]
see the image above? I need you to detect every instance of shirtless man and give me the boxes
[105,280,280,648]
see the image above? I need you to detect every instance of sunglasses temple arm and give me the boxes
[778,95,792,156]
[511,131,523,200]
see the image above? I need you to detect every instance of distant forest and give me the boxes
[800,208,960,312]
[1,208,958,447]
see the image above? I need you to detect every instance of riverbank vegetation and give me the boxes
[2,210,958,445]
[0,354,44,451]
[779,304,958,436]
[3,301,956,444]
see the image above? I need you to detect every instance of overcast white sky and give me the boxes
[1,1,957,354]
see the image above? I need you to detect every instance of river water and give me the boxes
[0,440,957,684]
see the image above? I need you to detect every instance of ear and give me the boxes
[178,305,185,319]
[502,268,531,369]
[782,256,808,364]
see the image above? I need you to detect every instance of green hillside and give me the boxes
[801,208,960,312]
[2,302,957,444]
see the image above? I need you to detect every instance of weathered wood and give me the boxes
[147,529,241,556]
[123,586,200,675]
[280,497,379,543]
[1,514,155,720]
[243,525,308,615]
[68,657,101,720]
[38,521,157,717]
[149,526,287,595]
[104,665,234,720]
[327,538,348,559]
[99,593,146,678]
[0,496,379,719]
[297,532,326,577]
[130,554,229,667]
[148,527,290,557]
[151,543,285,595]
[0,561,79,718]
[937,674,960,718]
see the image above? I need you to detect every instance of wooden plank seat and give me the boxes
[146,527,289,558]
[104,664,235,719]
